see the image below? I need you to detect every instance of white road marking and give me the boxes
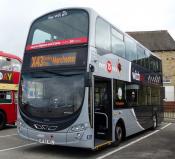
[96,123,172,159]
[0,134,17,138]
[160,123,172,130]
[0,123,172,154]
[0,143,37,152]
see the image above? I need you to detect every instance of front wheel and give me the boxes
[0,111,6,130]
[113,124,123,146]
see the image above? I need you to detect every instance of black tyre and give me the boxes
[0,111,6,130]
[113,124,123,146]
[152,114,158,130]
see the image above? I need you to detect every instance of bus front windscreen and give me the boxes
[26,9,89,50]
[19,71,85,120]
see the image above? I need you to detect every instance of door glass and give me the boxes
[94,83,108,112]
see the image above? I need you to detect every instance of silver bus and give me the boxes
[17,7,164,150]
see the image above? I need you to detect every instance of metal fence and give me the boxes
[163,102,175,122]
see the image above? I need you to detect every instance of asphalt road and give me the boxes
[0,122,174,159]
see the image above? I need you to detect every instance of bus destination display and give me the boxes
[30,52,76,68]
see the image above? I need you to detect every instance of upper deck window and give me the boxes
[137,45,146,67]
[0,56,21,72]
[96,18,111,51]
[111,28,125,58]
[125,36,137,62]
[26,10,89,50]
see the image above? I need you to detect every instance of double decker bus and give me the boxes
[17,8,163,149]
[0,51,22,130]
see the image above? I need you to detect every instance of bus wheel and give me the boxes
[152,114,158,130]
[0,111,6,130]
[113,124,123,146]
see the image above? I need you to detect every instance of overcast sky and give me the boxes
[0,0,175,58]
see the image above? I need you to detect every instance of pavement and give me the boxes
[0,122,174,159]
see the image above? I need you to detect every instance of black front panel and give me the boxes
[19,46,88,132]
[19,70,85,132]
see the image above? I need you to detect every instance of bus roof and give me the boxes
[0,51,22,62]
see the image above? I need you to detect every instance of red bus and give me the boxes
[0,51,22,130]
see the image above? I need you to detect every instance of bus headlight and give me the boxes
[69,123,89,132]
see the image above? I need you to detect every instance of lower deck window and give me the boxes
[0,91,12,103]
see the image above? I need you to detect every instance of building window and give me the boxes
[163,79,171,84]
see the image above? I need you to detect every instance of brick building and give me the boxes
[127,30,175,101]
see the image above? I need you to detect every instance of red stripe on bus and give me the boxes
[26,37,88,51]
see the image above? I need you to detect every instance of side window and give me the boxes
[125,36,137,62]
[145,51,150,70]
[126,84,139,106]
[150,56,157,72]
[96,18,111,51]
[155,59,160,73]
[11,59,21,72]
[147,87,151,105]
[158,60,162,73]
[0,56,7,70]
[113,80,126,108]
[111,28,125,58]
[137,45,146,67]
[138,86,148,105]
[0,57,12,71]
[0,91,12,103]
[150,56,154,71]
[151,87,160,105]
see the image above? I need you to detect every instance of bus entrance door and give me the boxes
[94,77,112,148]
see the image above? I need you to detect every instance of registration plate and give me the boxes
[38,138,55,145]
